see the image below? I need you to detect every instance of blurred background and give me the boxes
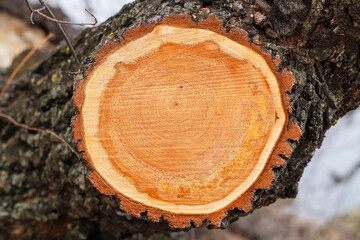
[0,0,359,239]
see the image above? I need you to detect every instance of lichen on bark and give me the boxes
[0,0,359,239]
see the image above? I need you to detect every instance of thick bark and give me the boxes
[0,0,359,239]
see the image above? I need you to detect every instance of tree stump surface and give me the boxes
[0,0,359,239]
[73,15,301,228]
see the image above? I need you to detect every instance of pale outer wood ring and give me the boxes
[81,25,286,214]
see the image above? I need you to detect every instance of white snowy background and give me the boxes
[288,109,360,222]
[30,0,360,224]
[30,0,133,24]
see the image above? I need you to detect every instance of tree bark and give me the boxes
[0,0,359,239]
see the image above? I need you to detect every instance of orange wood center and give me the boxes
[98,41,275,205]
[79,25,286,214]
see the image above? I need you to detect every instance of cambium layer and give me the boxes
[73,15,302,228]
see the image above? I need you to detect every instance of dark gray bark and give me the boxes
[0,0,359,239]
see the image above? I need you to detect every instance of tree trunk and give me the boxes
[0,0,359,239]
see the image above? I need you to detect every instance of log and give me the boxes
[0,0,359,239]
[73,15,300,228]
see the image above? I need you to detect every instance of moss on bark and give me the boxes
[0,0,359,239]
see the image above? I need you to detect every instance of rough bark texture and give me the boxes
[0,0,359,239]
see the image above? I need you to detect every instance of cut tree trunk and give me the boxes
[73,15,301,228]
[0,0,359,239]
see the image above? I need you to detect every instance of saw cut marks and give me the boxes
[73,15,301,228]
[99,40,277,206]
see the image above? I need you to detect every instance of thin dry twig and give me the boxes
[0,111,88,201]
[0,33,53,100]
[0,109,89,202]
[0,32,75,157]
[0,20,88,201]
[27,0,80,67]
[25,0,97,26]
[0,112,80,159]
[31,7,97,26]
[25,0,98,71]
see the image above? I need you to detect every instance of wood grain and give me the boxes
[73,15,301,228]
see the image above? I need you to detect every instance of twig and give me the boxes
[30,7,46,24]
[0,112,80,159]
[0,33,53,100]
[25,0,34,12]
[25,0,98,70]
[25,0,97,26]
[0,111,89,202]
[40,0,81,67]
[1,10,89,201]
[31,8,97,26]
